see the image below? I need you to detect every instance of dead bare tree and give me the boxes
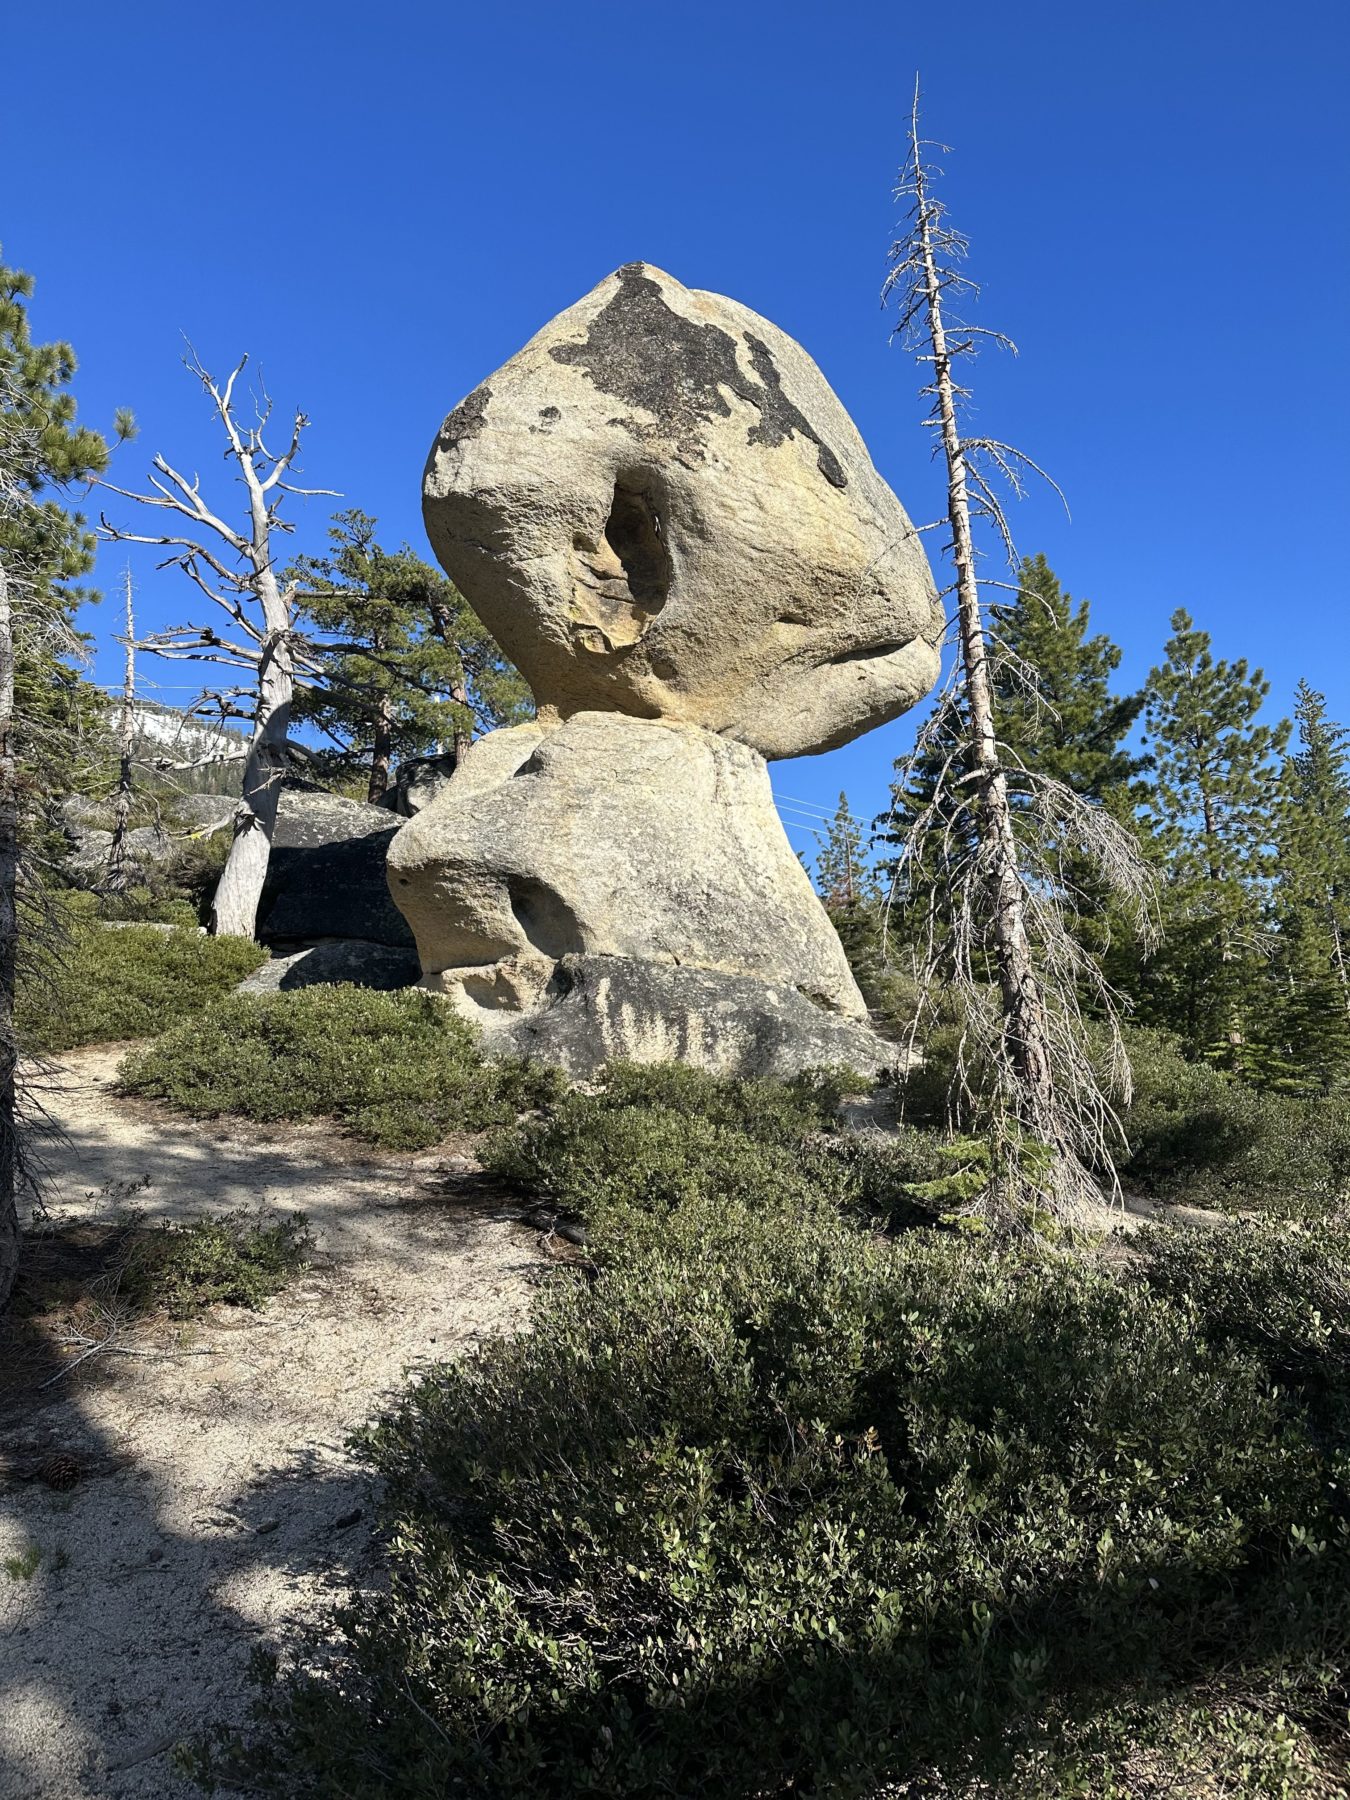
[883,83,1154,1222]
[101,353,335,937]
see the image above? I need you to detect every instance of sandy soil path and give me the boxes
[0,1044,546,1800]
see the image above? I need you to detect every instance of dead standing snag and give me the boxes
[883,83,1154,1221]
[101,353,336,938]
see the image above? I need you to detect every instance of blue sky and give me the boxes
[7,0,1347,865]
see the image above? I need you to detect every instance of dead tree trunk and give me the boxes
[101,355,333,939]
[210,555,297,938]
[907,110,1062,1151]
[105,565,137,891]
[883,84,1154,1219]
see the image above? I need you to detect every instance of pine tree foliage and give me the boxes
[1136,609,1287,1069]
[290,510,531,802]
[1264,681,1350,1091]
[993,554,1146,806]
[880,554,1149,985]
[0,249,132,1311]
[815,791,877,911]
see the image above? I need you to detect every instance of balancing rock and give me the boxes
[422,263,942,760]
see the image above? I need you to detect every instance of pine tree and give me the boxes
[1,249,132,1310]
[290,511,531,802]
[1264,681,1350,1091]
[1136,609,1288,1069]
[815,791,876,911]
[880,554,1145,931]
[813,792,911,1026]
[994,555,1146,805]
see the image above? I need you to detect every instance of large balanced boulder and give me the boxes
[400,263,940,1079]
[423,263,942,760]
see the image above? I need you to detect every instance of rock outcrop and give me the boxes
[479,956,899,1082]
[388,713,865,1026]
[423,263,942,761]
[238,938,421,994]
[258,788,415,950]
[376,751,461,819]
[397,263,941,1079]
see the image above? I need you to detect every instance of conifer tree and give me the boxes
[290,511,530,801]
[1,250,132,1310]
[1264,681,1350,1091]
[994,555,1146,805]
[1136,609,1287,1068]
[814,792,910,1024]
[880,554,1145,935]
[815,792,876,911]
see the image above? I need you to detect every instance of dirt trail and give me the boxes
[0,1044,546,1800]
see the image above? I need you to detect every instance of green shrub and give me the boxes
[57,887,201,927]
[1138,1217,1350,1397]
[19,910,266,1053]
[120,986,561,1149]
[224,1200,1350,1798]
[1121,1028,1350,1217]
[489,1061,984,1246]
[118,1208,313,1318]
[487,1061,859,1237]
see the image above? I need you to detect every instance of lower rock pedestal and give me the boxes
[386,712,899,1079]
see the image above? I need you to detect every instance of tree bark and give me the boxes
[367,690,394,804]
[209,439,296,937]
[211,568,294,937]
[427,601,475,771]
[0,557,20,1311]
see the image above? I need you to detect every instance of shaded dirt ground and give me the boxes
[0,1044,548,1800]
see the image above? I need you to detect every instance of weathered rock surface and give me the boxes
[57,796,176,886]
[258,788,415,950]
[386,713,904,1076]
[486,955,900,1081]
[238,938,421,994]
[423,263,942,760]
[388,711,864,1016]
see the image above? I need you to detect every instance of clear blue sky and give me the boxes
[7,0,1348,863]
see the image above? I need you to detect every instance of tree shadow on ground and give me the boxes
[0,1159,546,1799]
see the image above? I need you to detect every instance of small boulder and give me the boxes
[377,751,461,818]
[257,787,414,949]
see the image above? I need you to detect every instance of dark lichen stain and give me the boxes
[436,384,492,455]
[539,405,561,420]
[549,266,847,489]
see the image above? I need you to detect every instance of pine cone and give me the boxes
[36,1452,81,1491]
